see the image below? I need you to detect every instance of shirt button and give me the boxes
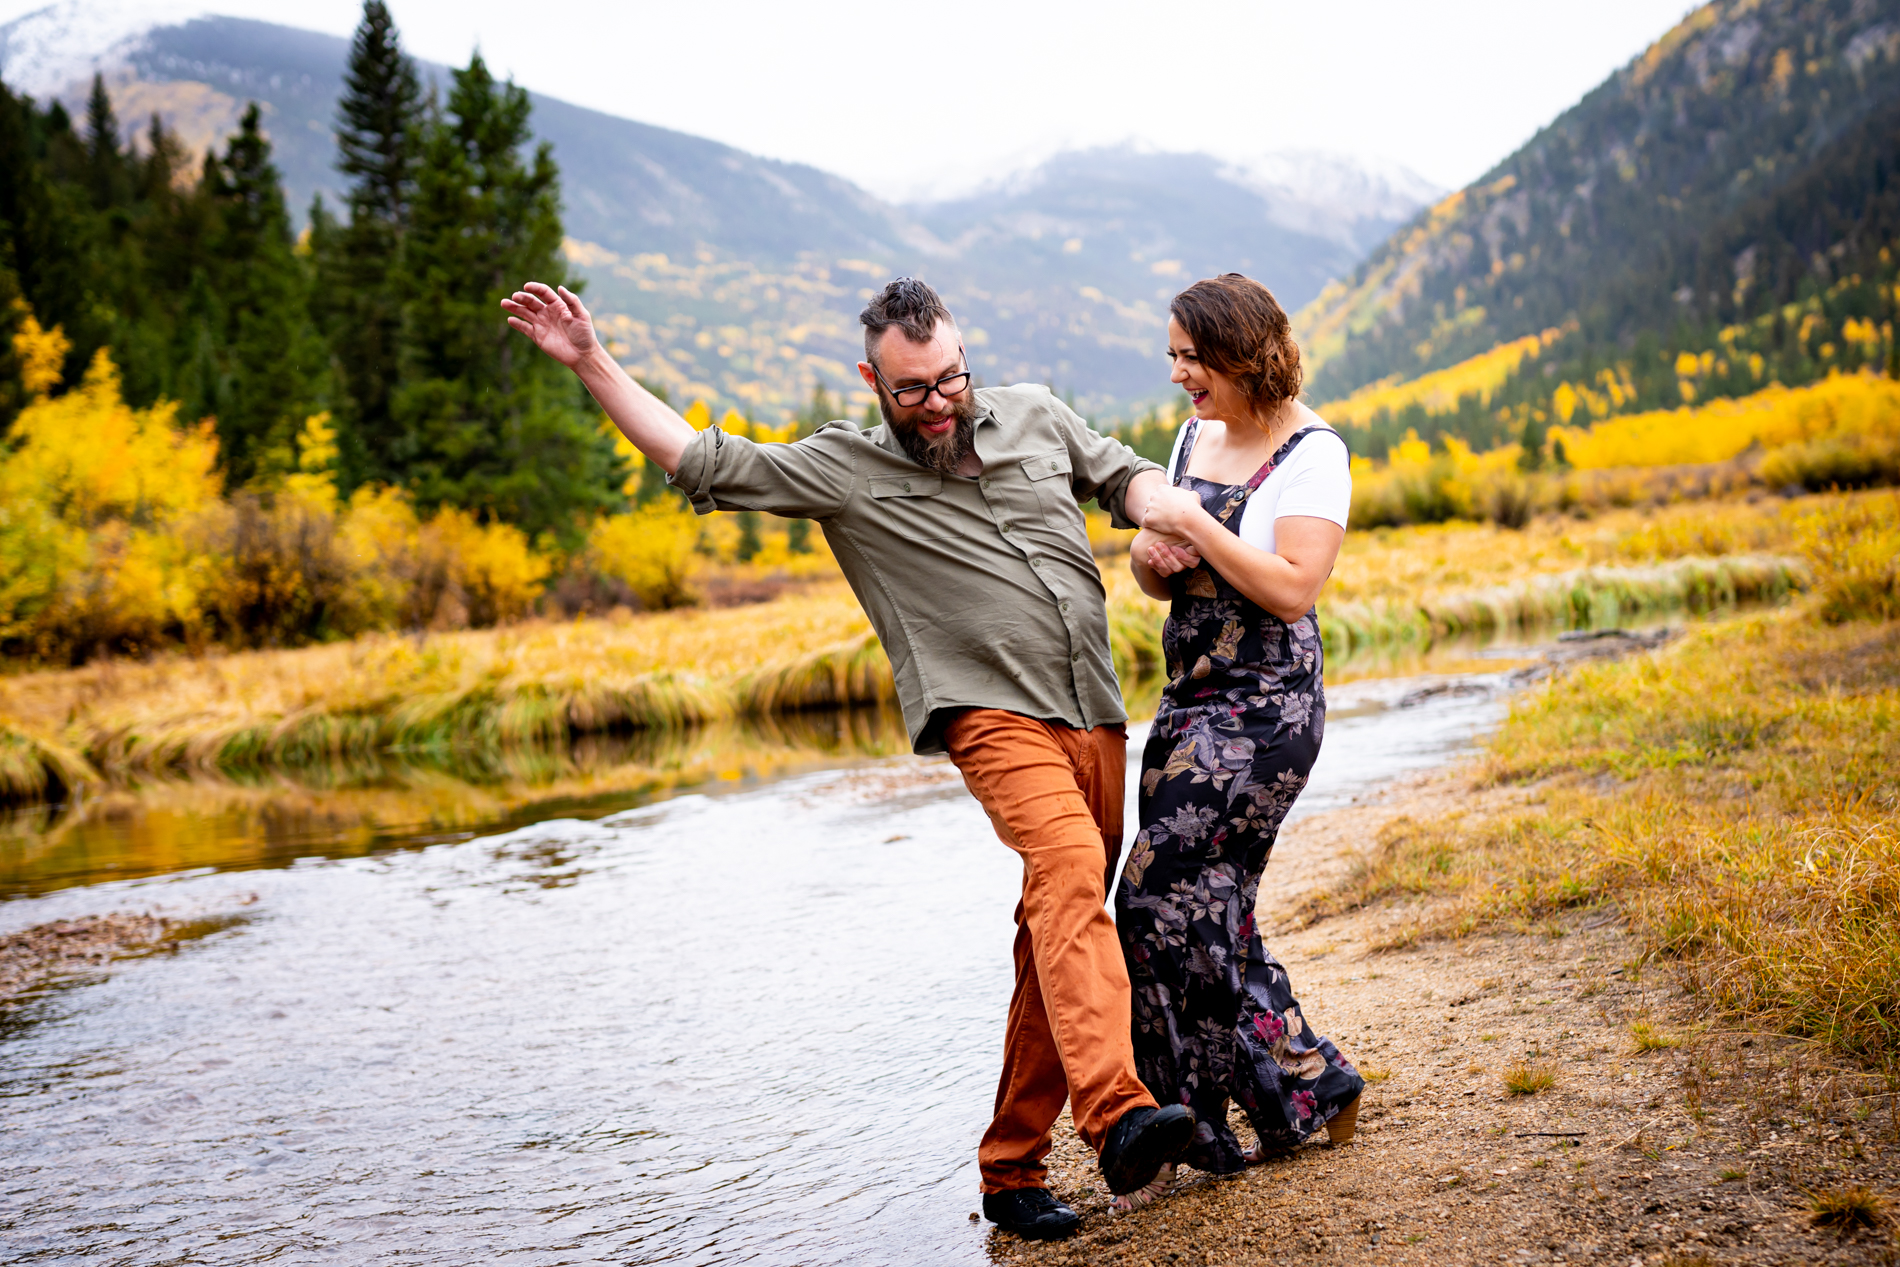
[901,480,912,492]
[1071,650,1082,662]
[981,477,992,489]
[1030,556,1042,567]
[1060,599,1071,612]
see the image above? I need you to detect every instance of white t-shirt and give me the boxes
[1164,421,1352,554]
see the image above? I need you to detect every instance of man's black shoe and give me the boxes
[1098,1104,1196,1194]
[981,1187,1080,1239]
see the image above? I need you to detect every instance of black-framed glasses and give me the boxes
[873,346,972,407]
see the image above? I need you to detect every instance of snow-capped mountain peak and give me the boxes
[0,0,207,97]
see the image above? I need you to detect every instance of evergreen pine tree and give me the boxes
[82,74,127,209]
[324,0,423,484]
[795,381,836,438]
[202,103,326,481]
[1516,413,1546,472]
[0,85,89,391]
[395,54,624,542]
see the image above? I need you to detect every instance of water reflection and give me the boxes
[0,707,911,900]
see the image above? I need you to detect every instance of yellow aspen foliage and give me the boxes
[4,349,220,525]
[682,399,713,430]
[425,509,551,626]
[1325,327,1569,429]
[748,417,798,445]
[283,412,341,507]
[10,301,70,399]
[0,348,222,657]
[336,484,426,627]
[1552,382,1581,425]
[588,500,701,609]
[1551,372,1900,471]
[718,407,750,438]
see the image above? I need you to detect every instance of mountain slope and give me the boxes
[0,5,1437,417]
[1298,0,1900,410]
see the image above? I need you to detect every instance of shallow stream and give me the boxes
[0,640,1533,1264]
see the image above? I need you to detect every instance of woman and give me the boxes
[1113,273,1363,1211]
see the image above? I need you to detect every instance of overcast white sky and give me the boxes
[4,0,1699,198]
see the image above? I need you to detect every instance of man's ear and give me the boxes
[856,360,878,390]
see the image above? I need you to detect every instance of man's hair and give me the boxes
[860,277,954,367]
[1169,273,1303,406]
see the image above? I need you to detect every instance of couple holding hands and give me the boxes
[502,271,1363,1240]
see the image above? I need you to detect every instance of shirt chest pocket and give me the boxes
[868,473,964,538]
[1024,448,1079,521]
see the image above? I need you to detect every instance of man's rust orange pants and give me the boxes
[943,708,1157,1194]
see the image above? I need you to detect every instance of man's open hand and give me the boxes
[500,282,600,369]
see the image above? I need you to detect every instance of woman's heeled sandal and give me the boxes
[1109,1163,1175,1214]
[1325,1094,1361,1145]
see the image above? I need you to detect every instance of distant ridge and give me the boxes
[0,4,1439,416]
[1296,0,1900,413]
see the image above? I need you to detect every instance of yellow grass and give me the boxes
[1319,499,1810,656]
[1502,1061,1557,1095]
[1330,497,1900,1062]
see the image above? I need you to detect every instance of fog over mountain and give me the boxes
[0,2,1440,416]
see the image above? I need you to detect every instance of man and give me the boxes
[501,276,1194,1239]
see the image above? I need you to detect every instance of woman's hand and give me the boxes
[501,282,601,370]
[1130,528,1200,599]
[1140,484,1208,541]
[1137,530,1201,576]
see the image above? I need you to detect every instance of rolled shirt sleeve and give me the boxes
[668,422,855,519]
[1052,398,1162,528]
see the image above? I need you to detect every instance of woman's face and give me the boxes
[1165,317,1251,423]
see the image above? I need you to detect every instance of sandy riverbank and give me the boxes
[986,766,1899,1267]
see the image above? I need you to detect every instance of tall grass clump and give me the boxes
[0,722,96,802]
[1794,491,1900,622]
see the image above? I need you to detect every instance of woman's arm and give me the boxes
[1141,485,1343,622]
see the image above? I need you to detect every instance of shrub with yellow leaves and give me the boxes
[0,345,222,660]
[589,501,701,610]
[426,509,550,626]
[1349,433,1536,529]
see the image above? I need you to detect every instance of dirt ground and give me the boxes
[988,768,1900,1267]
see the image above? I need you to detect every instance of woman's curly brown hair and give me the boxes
[1169,273,1303,409]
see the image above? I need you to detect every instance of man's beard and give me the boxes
[882,389,979,475]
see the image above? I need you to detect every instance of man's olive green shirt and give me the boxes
[669,385,1162,754]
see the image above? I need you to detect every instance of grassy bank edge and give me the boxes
[0,553,1807,809]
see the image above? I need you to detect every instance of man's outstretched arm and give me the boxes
[501,282,695,475]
